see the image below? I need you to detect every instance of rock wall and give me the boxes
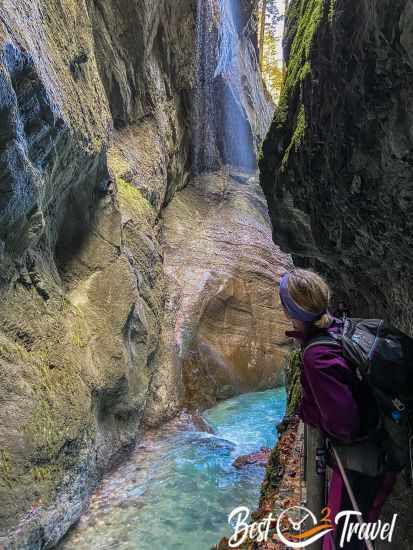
[161,169,292,411]
[259,0,413,546]
[0,0,290,547]
[192,0,272,173]
[260,0,413,326]
[0,0,195,546]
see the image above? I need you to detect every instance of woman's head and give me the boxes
[279,268,333,329]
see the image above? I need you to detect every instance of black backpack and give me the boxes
[303,317,413,480]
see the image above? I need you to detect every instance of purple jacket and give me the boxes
[286,318,398,550]
[286,317,361,443]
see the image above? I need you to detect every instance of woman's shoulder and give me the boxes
[302,341,345,368]
[302,317,346,367]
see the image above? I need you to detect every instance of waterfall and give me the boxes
[192,0,273,175]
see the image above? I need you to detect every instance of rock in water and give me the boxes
[191,413,215,434]
[233,448,271,469]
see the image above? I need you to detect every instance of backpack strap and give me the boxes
[302,332,342,356]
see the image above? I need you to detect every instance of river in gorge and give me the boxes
[59,388,286,550]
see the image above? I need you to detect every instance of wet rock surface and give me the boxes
[0,0,285,547]
[161,169,292,410]
[260,0,413,326]
[259,0,413,547]
[0,0,194,545]
[233,447,272,469]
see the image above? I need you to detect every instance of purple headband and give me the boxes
[279,272,324,322]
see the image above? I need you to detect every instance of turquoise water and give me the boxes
[60,388,286,550]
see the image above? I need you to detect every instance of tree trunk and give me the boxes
[282,0,289,73]
[259,0,267,70]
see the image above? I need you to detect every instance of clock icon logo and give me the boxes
[276,505,333,548]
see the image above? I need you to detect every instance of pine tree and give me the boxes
[259,0,268,70]
[258,0,284,101]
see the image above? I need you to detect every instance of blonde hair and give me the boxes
[286,268,333,329]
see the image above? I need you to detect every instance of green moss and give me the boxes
[59,297,89,348]
[24,343,83,458]
[107,150,130,177]
[36,352,54,393]
[60,295,83,317]
[276,0,324,127]
[71,316,89,348]
[0,449,13,489]
[281,103,307,170]
[117,177,152,219]
[286,348,302,416]
[260,445,282,501]
[31,464,60,482]
[257,349,303,505]
[0,336,29,364]
[25,397,62,457]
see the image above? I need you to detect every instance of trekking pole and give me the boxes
[329,443,374,550]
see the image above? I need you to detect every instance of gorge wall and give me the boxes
[0,1,195,546]
[260,0,413,327]
[0,0,291,547]
[259,0,413,546]
[162,169,290,411]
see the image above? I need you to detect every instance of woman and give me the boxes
[278,268,398,550]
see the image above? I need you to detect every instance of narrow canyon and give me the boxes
[0,0,412,549]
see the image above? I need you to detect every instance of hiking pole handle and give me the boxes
[330,443,375,550]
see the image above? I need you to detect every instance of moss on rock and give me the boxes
[285,348,302,416]
[0,450,13,490]
[282,103,307,170]
[116,177,153,221]
[328,0,337,23]
[276,0,324,128]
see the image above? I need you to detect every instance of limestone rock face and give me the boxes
[259,0,413,546]
[260,0,413,326]
[0,0,288,546]
[158,170,292,412]
[0,0,195,546]
[192,0,272,174]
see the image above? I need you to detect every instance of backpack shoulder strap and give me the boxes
[302,332,342,356]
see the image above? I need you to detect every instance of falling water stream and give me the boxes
[192,0,272,173]
[60,388,286,550]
